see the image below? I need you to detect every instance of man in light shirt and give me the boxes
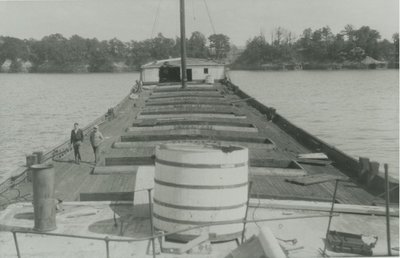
[89,125,104,164]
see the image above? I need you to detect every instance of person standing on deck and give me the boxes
[131,80,143,94]
[137,79,143,92]
[70,122,84,164]
[89,125,104,164]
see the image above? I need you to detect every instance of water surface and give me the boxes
[0,73,139,180]
[230,70,399,178]
[0,70,398,181]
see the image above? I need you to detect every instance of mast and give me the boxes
[180,0,187,88]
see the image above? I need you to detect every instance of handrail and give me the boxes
[10,214,332,258]
[0,91,132,194]
[11,214,332,242]
[222,79,400,203]
[6,185,333,258]
[41,92,131,163]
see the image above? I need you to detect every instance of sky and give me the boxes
[0,0,398,46]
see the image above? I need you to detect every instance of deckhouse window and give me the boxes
[204,68,209,74]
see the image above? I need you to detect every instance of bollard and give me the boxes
[367,161,379,187]
[107,108,115,120]
[26,154,38,182]
[31,163,57,232]
[33,151,44,164]
[269,108,276,121]
[358,157,370,178]
[26,154,37,167]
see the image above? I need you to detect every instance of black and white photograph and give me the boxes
[0,0,398,257]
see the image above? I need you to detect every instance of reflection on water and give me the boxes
[230,70,399,178]
[0,73,139,180]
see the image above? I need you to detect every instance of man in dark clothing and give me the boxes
[70,122,84,164]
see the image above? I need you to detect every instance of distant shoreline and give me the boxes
[230,61,399,71]
[1,26,398,73]
[1,64,398,74]
[230,65,399,71]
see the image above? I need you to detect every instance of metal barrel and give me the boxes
[33,151,44,164]
[26,154,38,182]
[26,154,38,167]
[153,143,248,242]
[31,163,57,232]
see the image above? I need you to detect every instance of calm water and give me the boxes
[230,70,399,178]
[0,70,398,181]
[0,73,139,181]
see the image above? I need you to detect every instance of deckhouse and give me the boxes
[140,57,225,84]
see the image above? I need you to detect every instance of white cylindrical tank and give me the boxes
[153,143,249,242]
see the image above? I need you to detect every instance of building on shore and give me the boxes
[140,58,225,84]
[360,56,388,69]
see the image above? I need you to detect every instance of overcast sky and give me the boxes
[0,0,398,46]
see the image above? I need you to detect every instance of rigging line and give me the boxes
[175,0,179,39]
[203,0,216,35]
[151,0,162,39]
[191,0,197,29]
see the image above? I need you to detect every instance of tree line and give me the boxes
[232,25,399,70]
[0,25,398,73]
[0,32,230,73]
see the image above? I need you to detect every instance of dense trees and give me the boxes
[392,33,399,66]
[188,31,208,58]
[0,31,232,72]
[208,34,231,59]
[0,31,229,73]
[0,25,398,72]
[0,37,29,62]
[233,35,268,69]
[233,25,399,70]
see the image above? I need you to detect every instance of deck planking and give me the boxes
[0,82,385,207]
[132,117,255,127]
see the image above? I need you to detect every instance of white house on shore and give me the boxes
[140,58,226,84]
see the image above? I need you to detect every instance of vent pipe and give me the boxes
[31,163,57,232]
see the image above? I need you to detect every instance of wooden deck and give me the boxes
[0,82,383,207]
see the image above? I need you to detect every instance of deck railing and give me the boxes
[11,187,155,258]
[0,92,131,195]
[41,93,131,163]
[8,187,331,258]
[222,79,399,203]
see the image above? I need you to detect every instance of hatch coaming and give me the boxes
[0,80,398,257]
[0,81,392,207]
